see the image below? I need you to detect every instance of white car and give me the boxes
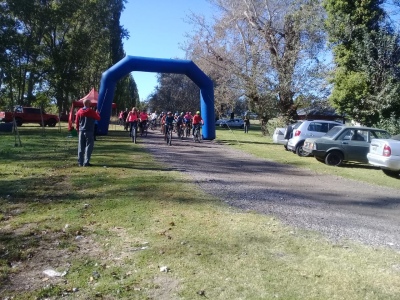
[286,120,342,156]
[367,135,400,178]
[272,127,286,144]
[219,118,244,129]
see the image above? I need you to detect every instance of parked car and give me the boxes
[272,127,286,144]
[219,118,245,129]
[215,118,229,126]
[0,106,59,127]
[303,126,391,166]
[286,120,343,156]
[242,111,258,119]
[367,134,400,178]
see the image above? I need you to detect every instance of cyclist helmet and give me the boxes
[167,111,172,115]
[196,111,200,115]
[180,112,184,115]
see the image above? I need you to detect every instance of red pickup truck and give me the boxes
[0,106,59,127]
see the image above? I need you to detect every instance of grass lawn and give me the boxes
[1,123,400,299]
[216,122,400,189]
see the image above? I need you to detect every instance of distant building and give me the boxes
[296,106,345,123]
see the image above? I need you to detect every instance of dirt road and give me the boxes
[141,130,400,250]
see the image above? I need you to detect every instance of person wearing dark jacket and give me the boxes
[75,99,101,167]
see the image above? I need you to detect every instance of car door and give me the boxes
[23,108,41,124]
[339,129,370,162]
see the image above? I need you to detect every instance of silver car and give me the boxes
[287,120,342,156]
[219,118,245,129]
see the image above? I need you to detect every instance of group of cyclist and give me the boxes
[121,107,204,142]
[158,111,203,140]
[123,107,149,137]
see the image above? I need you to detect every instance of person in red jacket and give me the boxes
[192,110,204,136]
[75,99,101,167]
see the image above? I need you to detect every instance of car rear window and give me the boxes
[324,126,342,138]
[370,130,391,139]
[292,122,302,130]
[307,122,328,133]
[307,122,340,133]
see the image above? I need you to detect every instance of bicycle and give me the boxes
[177,124,184,139]
[140,121,148,137]
[149,119,157,130]
[185,123,191,137]
[130,121,138,144]
[193,124,202,143]
[165,124,173,146]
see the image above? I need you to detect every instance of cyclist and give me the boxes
[123,109,129,131]
[139,109,148,134]
[175,112,185,138]
[184,111,193,134]
[150,110,158,129]
[118,110,125,126]
[164,111,175,139]
[192,111,204,136]
[160,112,167,134]
[126,107,139,137]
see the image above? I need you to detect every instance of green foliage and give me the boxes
[266,117,288,136]
[324,0,400,126]
[147,73,200,113]
[0,0,133,114]
[373,113,400,135]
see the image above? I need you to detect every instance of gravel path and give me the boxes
[141,130,400,250]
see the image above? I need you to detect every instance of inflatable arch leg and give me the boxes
[96,56,215,140]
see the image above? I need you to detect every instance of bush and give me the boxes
[266,117,287,136]
[373,113,400,135]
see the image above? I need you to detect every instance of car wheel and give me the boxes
[47,119,57,127]
[324,151,343,166]
[15,118,23,127]
[382,169,400,178]
[295,142,309,157]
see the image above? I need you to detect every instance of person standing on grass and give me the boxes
[75,99,101,167]
[243,116,250,133]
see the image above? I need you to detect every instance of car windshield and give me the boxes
[324,126,342,138]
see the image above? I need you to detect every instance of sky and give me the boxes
[120,0,214,101]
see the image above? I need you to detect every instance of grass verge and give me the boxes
[215,124,400,189]
[0,124,399,299]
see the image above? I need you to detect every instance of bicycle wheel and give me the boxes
[168,128,173,145]
[193,129,197,142]
[166,129,170,145]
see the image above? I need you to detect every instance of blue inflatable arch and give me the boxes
[96,56,215,140]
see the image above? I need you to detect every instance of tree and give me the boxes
[185,0,328,131]
[324,0,400,126]
[0,0,136,114]
[147,73,200,113]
